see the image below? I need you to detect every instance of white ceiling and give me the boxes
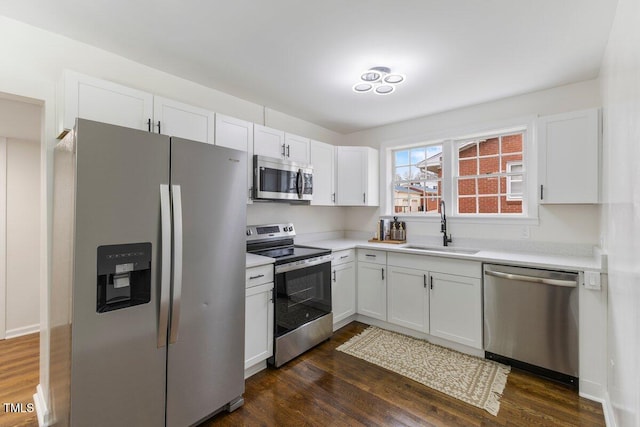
[0,1,618,134]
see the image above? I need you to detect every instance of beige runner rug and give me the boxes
[336,326,510,416]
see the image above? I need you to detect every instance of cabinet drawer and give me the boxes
[332,249,355,266]
[245,264,274,288]
[357,249,386,265]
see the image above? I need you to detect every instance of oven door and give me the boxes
[254,155,313,201]
[274,260,331,337]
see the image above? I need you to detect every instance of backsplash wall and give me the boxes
[247,203,348,237]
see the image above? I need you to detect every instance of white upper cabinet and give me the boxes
[336,146,379,206]
[254,124,286,159]
[215,114,254,203]
[153,96,214,144]
[284,133,310,163]
[58,70,153,136]
[309,140,335,205]
[254,124,310,163]
[538,108,601,204]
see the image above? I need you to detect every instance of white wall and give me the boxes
[343,80,602,247]
[5,138,40,337]
[600,0,640,424]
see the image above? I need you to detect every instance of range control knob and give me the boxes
[246,229,252,236]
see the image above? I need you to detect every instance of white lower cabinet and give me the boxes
[332,262,356,325]
[244,265,274,376]
[387,266,429,333]
[357,261,387,321]
[332,250,356,326]
[429,272,482,349]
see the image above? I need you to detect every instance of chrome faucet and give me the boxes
[440,200,452,246]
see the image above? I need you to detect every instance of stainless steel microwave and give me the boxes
[253,155,313,201]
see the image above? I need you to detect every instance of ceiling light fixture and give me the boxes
[352,66,405,95]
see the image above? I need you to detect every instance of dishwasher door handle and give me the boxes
[485,269,577,287]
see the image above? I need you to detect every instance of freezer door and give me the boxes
[166,138,247,427]
[68,119,169,427]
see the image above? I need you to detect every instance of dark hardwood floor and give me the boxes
[206,322,605,427]
[0,333,39,427]
[0,324,605,426]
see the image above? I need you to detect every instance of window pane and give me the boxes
[410,148,426,165]
[478,177,498,195]
[458,158,477,176]
[395,166,410,180]
[395,150,409,166]
[500,196,523,214]
[502,155,523,170]
[458,142,477,158]
[424,195,440,213]
[458,178,476,196]
[479,157,500,174]
[410,165,422,180]
[479,196,499,213]
[502,133,523,153]
[479,137,499,155]
[458,197,476,214]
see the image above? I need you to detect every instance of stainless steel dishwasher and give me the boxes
[483,264,579,386]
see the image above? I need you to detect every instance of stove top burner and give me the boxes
[252,245,331,265]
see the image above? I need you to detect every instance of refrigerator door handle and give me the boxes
[158,184,171,348]
[169,184,184,344]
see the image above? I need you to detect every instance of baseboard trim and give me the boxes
[33,384,51,427]
[244,360,267,379]
[6,323,39,339]
[333,314,357,332]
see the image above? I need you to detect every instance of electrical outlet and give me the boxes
[520,226,530,239]
[584,271,601,290]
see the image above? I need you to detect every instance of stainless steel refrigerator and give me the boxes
[50,119,246,426]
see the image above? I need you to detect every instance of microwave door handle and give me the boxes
[297,169,304,199]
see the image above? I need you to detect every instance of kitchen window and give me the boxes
[392,143,443,214]
[455,131,525,215]
[389,126,532,219]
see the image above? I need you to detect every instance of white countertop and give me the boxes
[246,252,275,268]
[303,238,603,272]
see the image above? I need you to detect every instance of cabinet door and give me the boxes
[153,96,214,144]
[215,114,254,203]
[357,262,386,321]
[310,140,335,205]
[284,133,310,163]
[387,266,428,333]
[538,108,600,204]
[429,272,482,349]
[254,124,285,159]
[244,282,274,369]
[61,70,153,134]
[336,146,379,206]
[332,262,356,325]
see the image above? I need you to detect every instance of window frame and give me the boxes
[381,116,538,224]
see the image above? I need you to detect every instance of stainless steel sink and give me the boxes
[403,245,479,255]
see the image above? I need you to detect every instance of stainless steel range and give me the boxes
[246,223,333,367]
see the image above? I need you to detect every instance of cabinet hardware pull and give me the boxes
[365,254,376,258]
[332,193,335,203]
[286,144,290,157]
[147,118,152,132]
[381,268,385,280]
[249,274,265,280]
[156,121,161,134]
[540,184,544,200]
[340,255,349,259]
[430,276,433,289]
[424,274,427,288]
[271,286,275,303]
[281,143,286,157]
[363,192,366,203]
[333,270,336,282]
